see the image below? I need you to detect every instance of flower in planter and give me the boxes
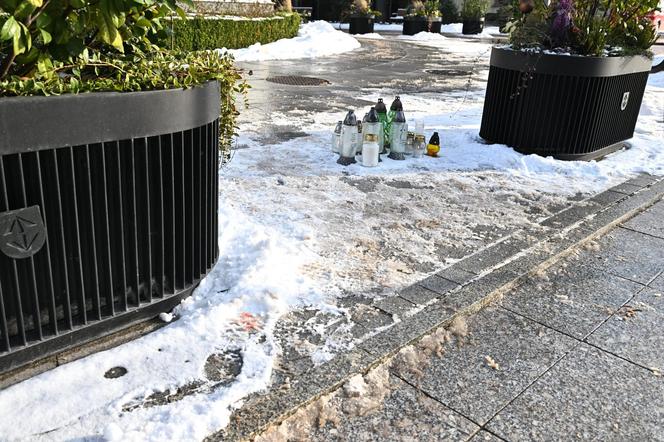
[506,0,661,57]
[406,0,441,19]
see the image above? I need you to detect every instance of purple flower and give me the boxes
[551,0,574,47]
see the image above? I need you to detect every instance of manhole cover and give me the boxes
[266,75,330,86]
[425,69,472,77]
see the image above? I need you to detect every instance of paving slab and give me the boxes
[501,260,642,340]
[649,274,664,291]
[468,430,506,442]
[301,374,479,442]
[487,344,664,442]
[623,200,664,239]
[398,307,577,425]
[587,289,664,371]
[575,227,664,285]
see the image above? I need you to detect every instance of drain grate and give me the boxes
[266,75,330,86]
[425,69,473,77]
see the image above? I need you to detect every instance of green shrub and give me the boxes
[0,0,247,149]
[440,0,460,24]
[461,0,491,20]
[170,13,301,51]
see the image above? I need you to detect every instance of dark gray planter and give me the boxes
[403,17,441,35]
[0,81,221,374]
[480,47,652,160]
[349,15,375,34]
[462,18,484,34]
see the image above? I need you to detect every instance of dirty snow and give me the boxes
[1,30,663,442]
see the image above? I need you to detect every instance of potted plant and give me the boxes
[479,0,659,161]
[461,0,490,34]
[440,0,461,25]
[403,1,443,35]
[348,0,381,34]
[0,0,244,372]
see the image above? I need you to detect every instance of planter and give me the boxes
[349,15,375,35]
[429,19,442,33]
[403,17,427,35]
[479,48,652,160]
[0,82,221,373]
[462,18,484,34]
[403,17,441,35]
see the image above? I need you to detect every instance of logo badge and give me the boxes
[621,92,630,111]
[0,206,46,259]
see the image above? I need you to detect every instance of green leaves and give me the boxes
[0,0,186,79]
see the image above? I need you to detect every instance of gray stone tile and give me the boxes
[468,430,506,442]
[589,190,626,207]
[626,173,660,188]
[307,374,479,442]
[401,307,576,425]
[359,313,438,357]
[433,268,520,314]
[420,275,460,296]
[650,274,664,291]
[577,227,664,285]
[488,344,664,442]
[437,265,477,285]
[587,289,664,371]
[399,284,441,305]
[540,201,601,230]
[312,348,377,391]
[502,261,642,340]
[373,295,417,317]
[457,241,522,275]
[623,200,664,239]
[609,182,643,196]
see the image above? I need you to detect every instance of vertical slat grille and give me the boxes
[0,119,219,373]
[480,65,649,160]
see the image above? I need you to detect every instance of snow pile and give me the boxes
[355,32,385,40]
[221,21,361,62]
[398,31,447,42]
[441,23,501,38]
[0,204,333,441]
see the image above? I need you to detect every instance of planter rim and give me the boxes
[490,46,652,77]
[0,80,220,155]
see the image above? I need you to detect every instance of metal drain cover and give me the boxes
[266,75,330,86]
[425,69,472,77]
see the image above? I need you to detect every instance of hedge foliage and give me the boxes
[170,13,301,51]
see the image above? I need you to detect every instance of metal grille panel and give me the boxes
[480,65,649,160]
[0,119,220,373]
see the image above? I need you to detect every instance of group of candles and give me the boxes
[331,96,441,167]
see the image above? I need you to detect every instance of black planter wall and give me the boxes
[349,16,374,34]
[462,19,484,34]
[480,48,652,161]
[403,18,440,35]
[0,82,221,373]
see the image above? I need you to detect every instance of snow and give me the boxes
[1,27,663,442]
[398,31,447,42]
[220,21,361,62]
[0,203,333,441]
[355,32,385,40]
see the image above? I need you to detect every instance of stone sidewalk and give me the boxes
[212,175,664,441]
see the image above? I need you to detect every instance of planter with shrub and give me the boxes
[440,0,461,24]
[0,0,245,373]
[480,0,658,161]
[348,0,379,34]
[403,0,442,35]
[461,0,490,34]
[171,12,301,51]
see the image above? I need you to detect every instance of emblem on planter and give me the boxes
[0,206,46,259]
[621,92,630,111]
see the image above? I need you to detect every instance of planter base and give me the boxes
[462,19,484,34]
[349,16,374,35]
[480,48,651,161]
